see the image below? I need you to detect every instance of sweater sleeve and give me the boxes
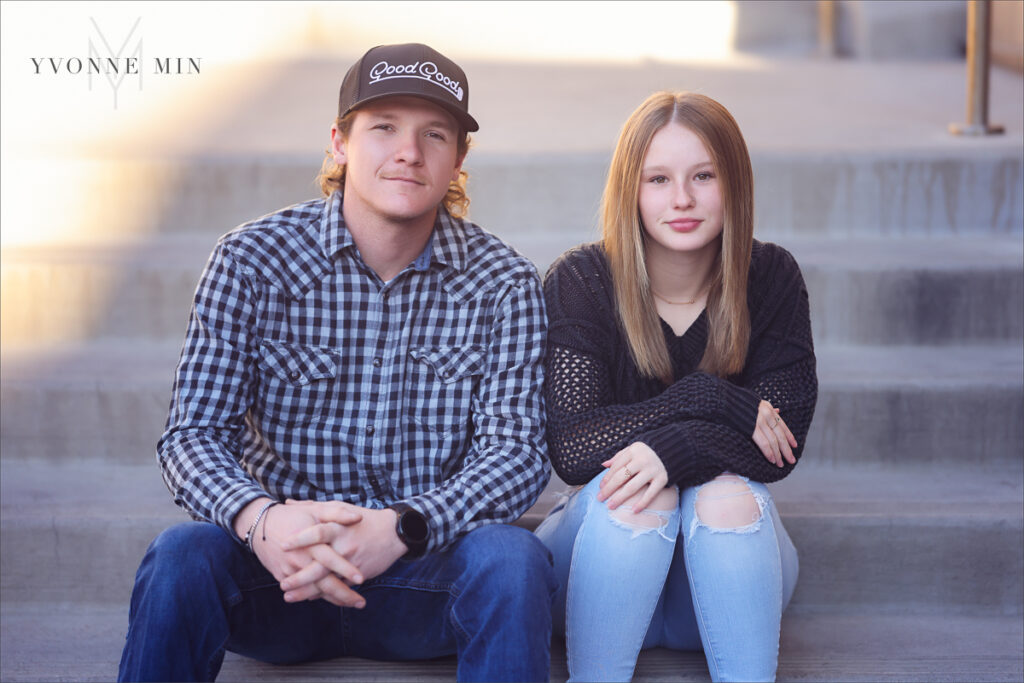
[544,243,817,488]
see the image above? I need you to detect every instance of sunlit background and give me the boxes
[0,1,746,249]
[2,0,1021,348]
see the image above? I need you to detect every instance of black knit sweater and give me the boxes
[543,240,818,488]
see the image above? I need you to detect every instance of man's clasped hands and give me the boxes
[234,498,408,609]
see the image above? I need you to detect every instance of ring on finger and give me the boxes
[623,466,634,478]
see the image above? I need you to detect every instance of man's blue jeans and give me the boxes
[118,521,556,682]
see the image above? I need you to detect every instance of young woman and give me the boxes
[535,91,818,682]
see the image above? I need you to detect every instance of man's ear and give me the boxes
[330,124,347,165]
[451,150,467,182]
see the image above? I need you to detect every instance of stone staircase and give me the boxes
[1,57,1022,681]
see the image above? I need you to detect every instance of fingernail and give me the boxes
[355,601,366,609]
[353,575,363,584]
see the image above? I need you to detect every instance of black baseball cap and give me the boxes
[338,43,479,132]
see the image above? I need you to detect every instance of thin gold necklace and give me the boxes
[651,288,706,306]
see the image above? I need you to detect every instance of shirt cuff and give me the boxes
[206,481,272,544]
[396,494,447,555]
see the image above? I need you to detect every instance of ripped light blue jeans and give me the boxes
[534,472,798,682]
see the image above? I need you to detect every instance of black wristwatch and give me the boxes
[389,503,430,558]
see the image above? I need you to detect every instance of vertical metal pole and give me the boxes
[950,0,1004,135]
[819,0,838,58]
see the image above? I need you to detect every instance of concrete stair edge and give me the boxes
[2,458,1021,613]
[2,342,1020,466]
[2,234,1022,346]
[2,602,1022,683]
[5,150,1022,244]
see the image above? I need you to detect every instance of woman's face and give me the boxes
[637,123,724,258]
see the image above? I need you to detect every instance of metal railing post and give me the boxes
[950,0,1005,135]
[818,0,838,58]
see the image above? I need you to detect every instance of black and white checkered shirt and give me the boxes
[158,192,550,553]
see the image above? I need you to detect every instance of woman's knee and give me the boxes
[609,486,679,529]
[693,475,763,530]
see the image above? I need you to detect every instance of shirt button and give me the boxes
[372,357,382,367]
[441,369,452,378]
[288,370,301,381]
[366,425,375,436]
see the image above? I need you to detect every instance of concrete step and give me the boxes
[2,235,1021,346]
[5,59,1022,249]
[809,344,1023,466]
[2,343,1020,466]
[1,602,1021,682]
[5,147,1021,252]
[2,457,1021,616]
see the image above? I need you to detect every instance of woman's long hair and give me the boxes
[602,91,753,383]
[317,112,473,219]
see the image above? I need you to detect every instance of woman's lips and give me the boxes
[666,218,703,232]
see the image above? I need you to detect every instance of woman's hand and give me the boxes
[753,400,797,468]
[596,442,669,512]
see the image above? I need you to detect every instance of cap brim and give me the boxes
[345,92,479,133]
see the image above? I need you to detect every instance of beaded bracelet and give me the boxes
[245,501,279,554]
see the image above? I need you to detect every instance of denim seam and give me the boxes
[445,584,472,645]
[563,491,594,679]
[205,593,238,681]
[363,577,453,591]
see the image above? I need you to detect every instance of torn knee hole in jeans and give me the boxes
[608,507,676,541]
[690,477,767,539]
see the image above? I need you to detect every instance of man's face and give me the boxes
[332,96,465,226]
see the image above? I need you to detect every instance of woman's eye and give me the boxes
[695,172,714,181]
[649,175,668,184]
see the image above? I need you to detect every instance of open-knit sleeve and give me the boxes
[544,243,817,488]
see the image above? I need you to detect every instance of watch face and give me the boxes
[400,510,429,542]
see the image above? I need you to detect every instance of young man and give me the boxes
[119,43,555,682]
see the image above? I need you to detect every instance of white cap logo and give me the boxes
[368,60,464,102]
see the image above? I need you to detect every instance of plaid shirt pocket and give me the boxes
[407,345,487,433]
[256,340,339,428]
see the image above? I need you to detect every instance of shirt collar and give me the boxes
[319,191,355,260]
[429,206,468,272]
[319,191,469,273]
